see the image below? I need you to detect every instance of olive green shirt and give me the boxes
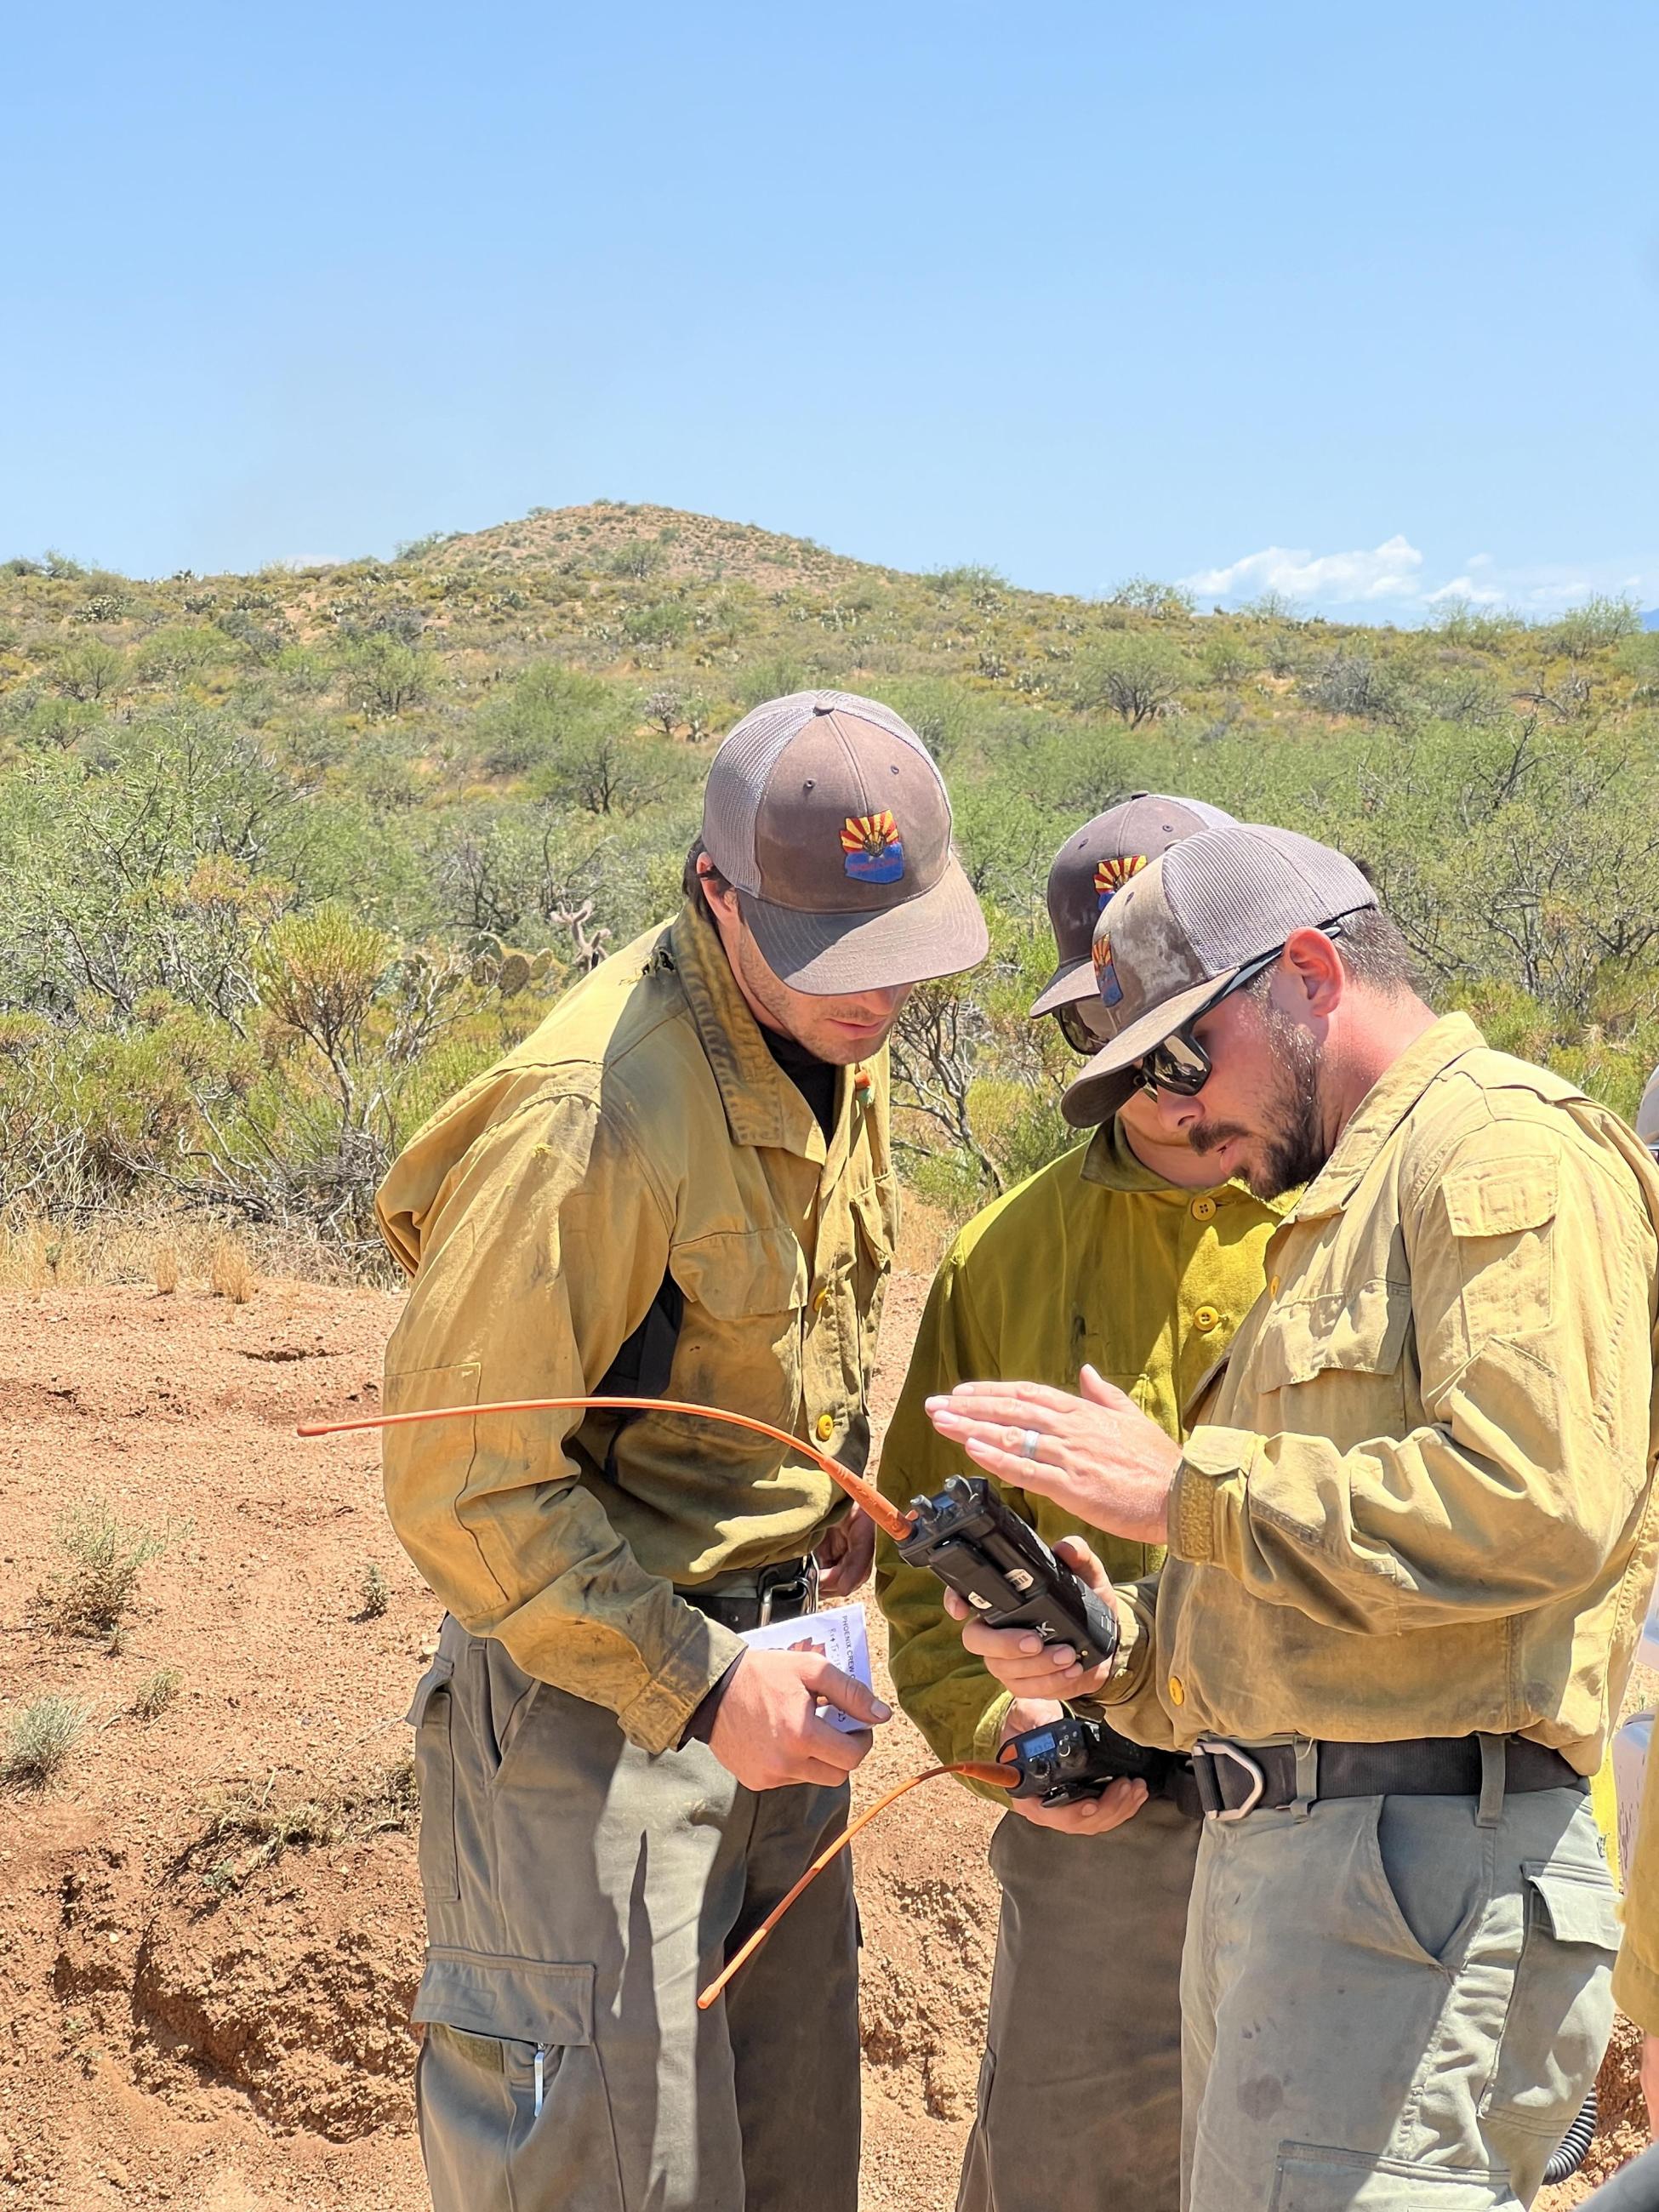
[374,901,897,1756]
[1097,1015,1659,1776]
[875,1120,1288,1775]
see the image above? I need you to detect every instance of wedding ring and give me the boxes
[1021,1428,1040,1461]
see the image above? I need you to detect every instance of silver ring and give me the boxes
[1021,1428,1040,1461]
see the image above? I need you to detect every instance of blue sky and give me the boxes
[3,2,1655,618]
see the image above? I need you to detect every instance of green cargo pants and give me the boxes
[1181,1770,1620,2210]
[956,1796,1200,2212]
[407,1616,860,2212]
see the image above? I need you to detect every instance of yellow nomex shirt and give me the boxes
[374,900,897,1757]
[876,1119,1288,1776]
[1096,1015,1659,1776]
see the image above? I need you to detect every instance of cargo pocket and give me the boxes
[1269,2143,1513,2208]
[413,1950,624,2212]
[406,1656,459,1903]
[1480,1859,1618,2140]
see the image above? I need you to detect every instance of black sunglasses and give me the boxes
[1055,996,1115,1057]
[1132,923,1347,1097]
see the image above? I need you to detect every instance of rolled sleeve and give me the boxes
[379,1086,744,1753]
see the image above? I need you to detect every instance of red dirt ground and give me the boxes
[0,1280,1648,2208]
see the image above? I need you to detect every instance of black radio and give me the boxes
[895,1474,1120,1673]
[1001,1713,1182,1808]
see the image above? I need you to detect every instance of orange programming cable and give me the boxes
[696,1761,1015,2012]
[297,1394,917,1544]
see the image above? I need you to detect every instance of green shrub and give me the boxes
[1,1694,88,1786]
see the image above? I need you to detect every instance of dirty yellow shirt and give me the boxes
[875,1119,1289,1778]
[1097,1014,1659,1775]
[1615,1765,1659,2031]
[374,900,897,1757]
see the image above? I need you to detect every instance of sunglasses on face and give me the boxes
[1055,995,1116,1057]
[1132,926,1347,1097]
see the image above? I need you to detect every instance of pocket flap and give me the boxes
[404,1654,453,1727]
[1251,1280,1411,1392]
[413,1946,596,2045]
[1523,1863,1621,1950]
[670,1228,807,1319]
[851,1182,893,1272]
[1443,1156,1559,1238]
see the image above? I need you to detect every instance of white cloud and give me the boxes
[1180,539,1654,621]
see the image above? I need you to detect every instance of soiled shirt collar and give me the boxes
[668,899,839,1164]
[1291,1011,1485,1221]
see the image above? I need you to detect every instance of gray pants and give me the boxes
[408,1617,859,2212]
[957,1797,1201,2212]
[1182,1781,1620,2209]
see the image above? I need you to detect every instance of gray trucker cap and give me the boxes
[1061,824,1378,1127]
[701,690,988,992]
[1029,793,1237,1018]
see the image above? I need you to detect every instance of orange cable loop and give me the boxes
[696,1761,1015,2012]
[298,1394,917,1543]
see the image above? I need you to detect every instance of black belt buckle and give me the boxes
[1191,1738,1267,1822]
[755,1557,818,1626]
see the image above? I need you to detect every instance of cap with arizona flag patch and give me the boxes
[701,690,988,993]
[1028,792,1236,1019]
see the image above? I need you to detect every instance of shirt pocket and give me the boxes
[1248,1277,1412,1401]
[667,1226,809,1428]
[1442,1151,1559,1345]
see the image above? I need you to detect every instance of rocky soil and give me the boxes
[0,1280,1648,2207]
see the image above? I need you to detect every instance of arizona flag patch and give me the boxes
[1094,853,1147,909]
[1092,932,1124,1006]
[842,810,905,884]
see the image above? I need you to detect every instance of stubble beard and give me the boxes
[1189,1003,1330,1201]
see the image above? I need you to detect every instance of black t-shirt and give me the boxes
[761,1023,839,1141]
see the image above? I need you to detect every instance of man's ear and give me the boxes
[696,853,738,923]
[1278,926,1345,1018]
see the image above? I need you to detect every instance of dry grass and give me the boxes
[189,1757,419,1894]
[893,1193,956,1277]
[1,1694,88,1787]
[0,1202,370,1293]
[40,1496,175,1640]
[208,1234,258,1303]
[130,1667,182,1723]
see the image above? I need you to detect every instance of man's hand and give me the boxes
[995,1696,1149,1836]
[704,1647,890,1792]
[925,1365,1181,1545]
[1642,2031,1659,2135]
[944,1534,1123,1700]
[815,1506,875,1597]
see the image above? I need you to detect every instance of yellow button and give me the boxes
[1269,1276,1280,1297]
[812,1288,832,1314]
[1168,1674,1186,1707]
[1193,1304,1219,1333]
[815,1413,835,1442]
[1190,1196,1217,1222]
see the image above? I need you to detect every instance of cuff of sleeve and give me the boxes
[615,1608,749,1756]
[1089,1584,1154,1709]
[971,1691,1015,1766]
[1613,1945,1659,2038]
[1168,1427,1256,1566]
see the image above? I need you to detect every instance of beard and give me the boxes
[1191,1002,1330,1200]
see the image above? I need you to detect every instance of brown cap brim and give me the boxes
[1029,957,1100,1020]
[1059,965,1243,1128]
[739,853,989,994]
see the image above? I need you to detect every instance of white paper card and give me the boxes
[739,1603,873,1734]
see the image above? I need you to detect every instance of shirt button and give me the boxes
[813,1288,832,1314]
[1190,1196,1217,1222]
[1168,1675,1186,1707]
[1193,1304,1219,1334]
[815,1413,835,1442]
[1269,1276,1280,1297]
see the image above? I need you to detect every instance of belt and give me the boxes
[677,1557,819,1635]
[1173,1735,1587,1822]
